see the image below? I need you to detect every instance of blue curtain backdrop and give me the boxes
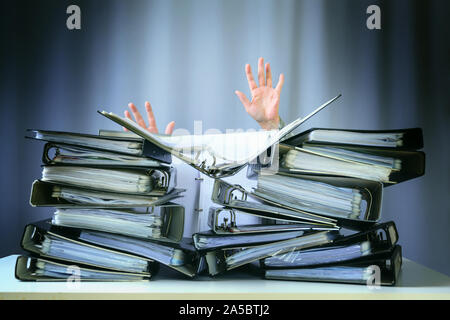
[1,0,449,275]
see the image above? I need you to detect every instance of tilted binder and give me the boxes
[41,142,170,168]
[211,177,383,230]
[50,202,186,243]
[211,179,338,227]
[29,180,184,208]
[278,133,425,185]
[282,127,424,151]
[75,232,202,278]
[193,229,312,251]
[39,164,177,196]
[26,129,172,164]
[15,255,154,282]
[261,221,399,269]
[202,231,338,276]
[207,206,339,235]
[20,220,158,275]
[21,215,199,278]
[330,221,398,250]
[264,245,402,286]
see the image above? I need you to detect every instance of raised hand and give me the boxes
[235,57,285,130]
[124,101,175,135]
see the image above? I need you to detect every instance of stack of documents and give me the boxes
[240,127,424,285]
[279,127,425,185]
[27,129,182,206]
[192,126,423,284]
[261,222,403,285]
[15,95,425,285]
[16,129,196,281]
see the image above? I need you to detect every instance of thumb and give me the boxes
[235,90,251,110]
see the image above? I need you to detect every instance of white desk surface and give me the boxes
[1,255,449,300]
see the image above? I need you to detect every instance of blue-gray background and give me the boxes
[1,0,449,275]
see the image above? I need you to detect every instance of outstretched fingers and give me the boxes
[128,103,147,129]
[124,101,173,135]
[266,63,272,88]
[145,101,158,133]
[257,57,265,87]
[275,73,285,95]
[245,64,258,91]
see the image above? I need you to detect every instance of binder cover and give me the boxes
[211,179,338,227]
[78,233,200,278]
[264,245,402,286]
[20,220,156,274]
[261,221,399,269]
[193,229,309,251]
[29,180,184,208]
[278,143,425,185]
[26,129,172,163]
[212,177,383,231]
[203,231,337,276]
[15,255,154,282]
[39,165,177,196]
[207,206,338,235]
[282,127,424,150]
[42,142,170,168]
[51,202,185,243]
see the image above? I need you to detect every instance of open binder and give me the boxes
[98,95,342,178]
[26,129,172,164]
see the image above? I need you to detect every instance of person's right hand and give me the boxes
[124,101,175,135]
[235,57,285,130]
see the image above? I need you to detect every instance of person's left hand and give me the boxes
[124,101,175,135]
[235,57,285,130]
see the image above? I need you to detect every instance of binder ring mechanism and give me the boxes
[218,183,248,205]
[215,208,237,231]
[194,150,217,172]
[150,169,170,189]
